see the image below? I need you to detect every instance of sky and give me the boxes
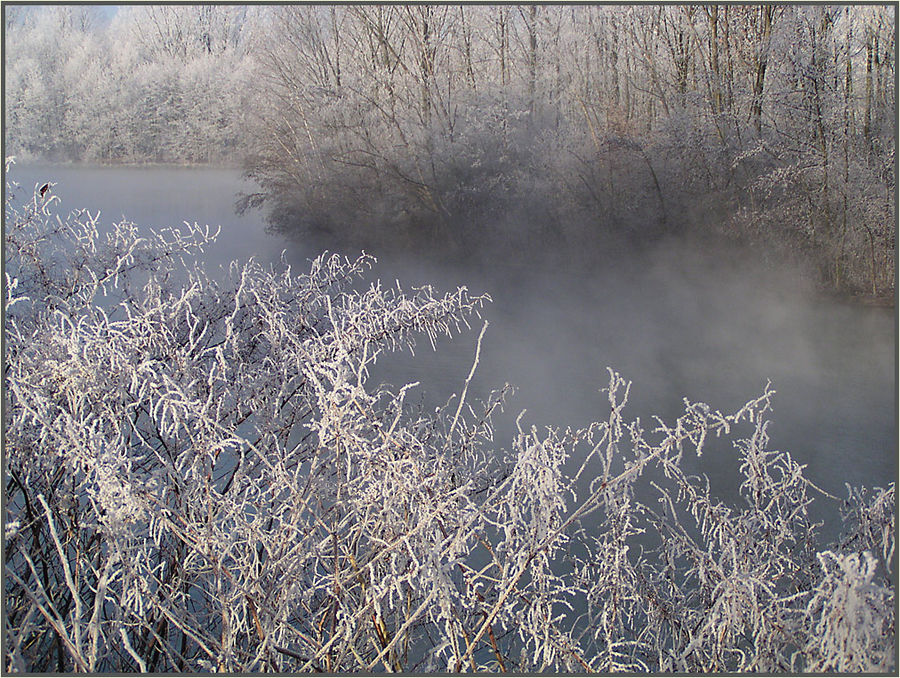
[4,3,118,27]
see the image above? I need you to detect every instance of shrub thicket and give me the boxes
[4,168,895,672]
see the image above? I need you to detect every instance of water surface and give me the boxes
[9,164,895,519]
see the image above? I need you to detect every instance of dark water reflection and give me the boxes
[9,165,895,528]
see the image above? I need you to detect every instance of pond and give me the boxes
[8,163,896,534]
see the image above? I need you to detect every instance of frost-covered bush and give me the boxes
[4,166,895,672]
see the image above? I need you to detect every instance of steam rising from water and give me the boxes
[368,230,895,509]
[11,164,895,511]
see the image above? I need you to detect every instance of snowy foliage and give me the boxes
[238,5,894,293]
[5,169,895,672]
[4,5,894,293]
[4,6,258,163]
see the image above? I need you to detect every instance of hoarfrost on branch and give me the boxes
[3,167,895,672]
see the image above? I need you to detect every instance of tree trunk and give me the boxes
[706,5,722,115]
[864,26,873,148]
[495,7,509,87]
[459,7,475,90]
[750,6,774,135]
[524,5,538,115]
[420,7,433,124]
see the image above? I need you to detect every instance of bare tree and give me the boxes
[5,163,895,673]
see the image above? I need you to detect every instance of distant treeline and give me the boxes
[4,5,895,297]
[4,6,258,164]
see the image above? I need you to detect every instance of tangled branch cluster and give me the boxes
[4,167,894,672]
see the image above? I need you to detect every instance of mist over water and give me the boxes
[11,164,895,518]
[372,234,895,506]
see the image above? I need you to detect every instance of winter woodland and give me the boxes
[4,162,896,671]
[3,4,895,296]
[3,4,897,673]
